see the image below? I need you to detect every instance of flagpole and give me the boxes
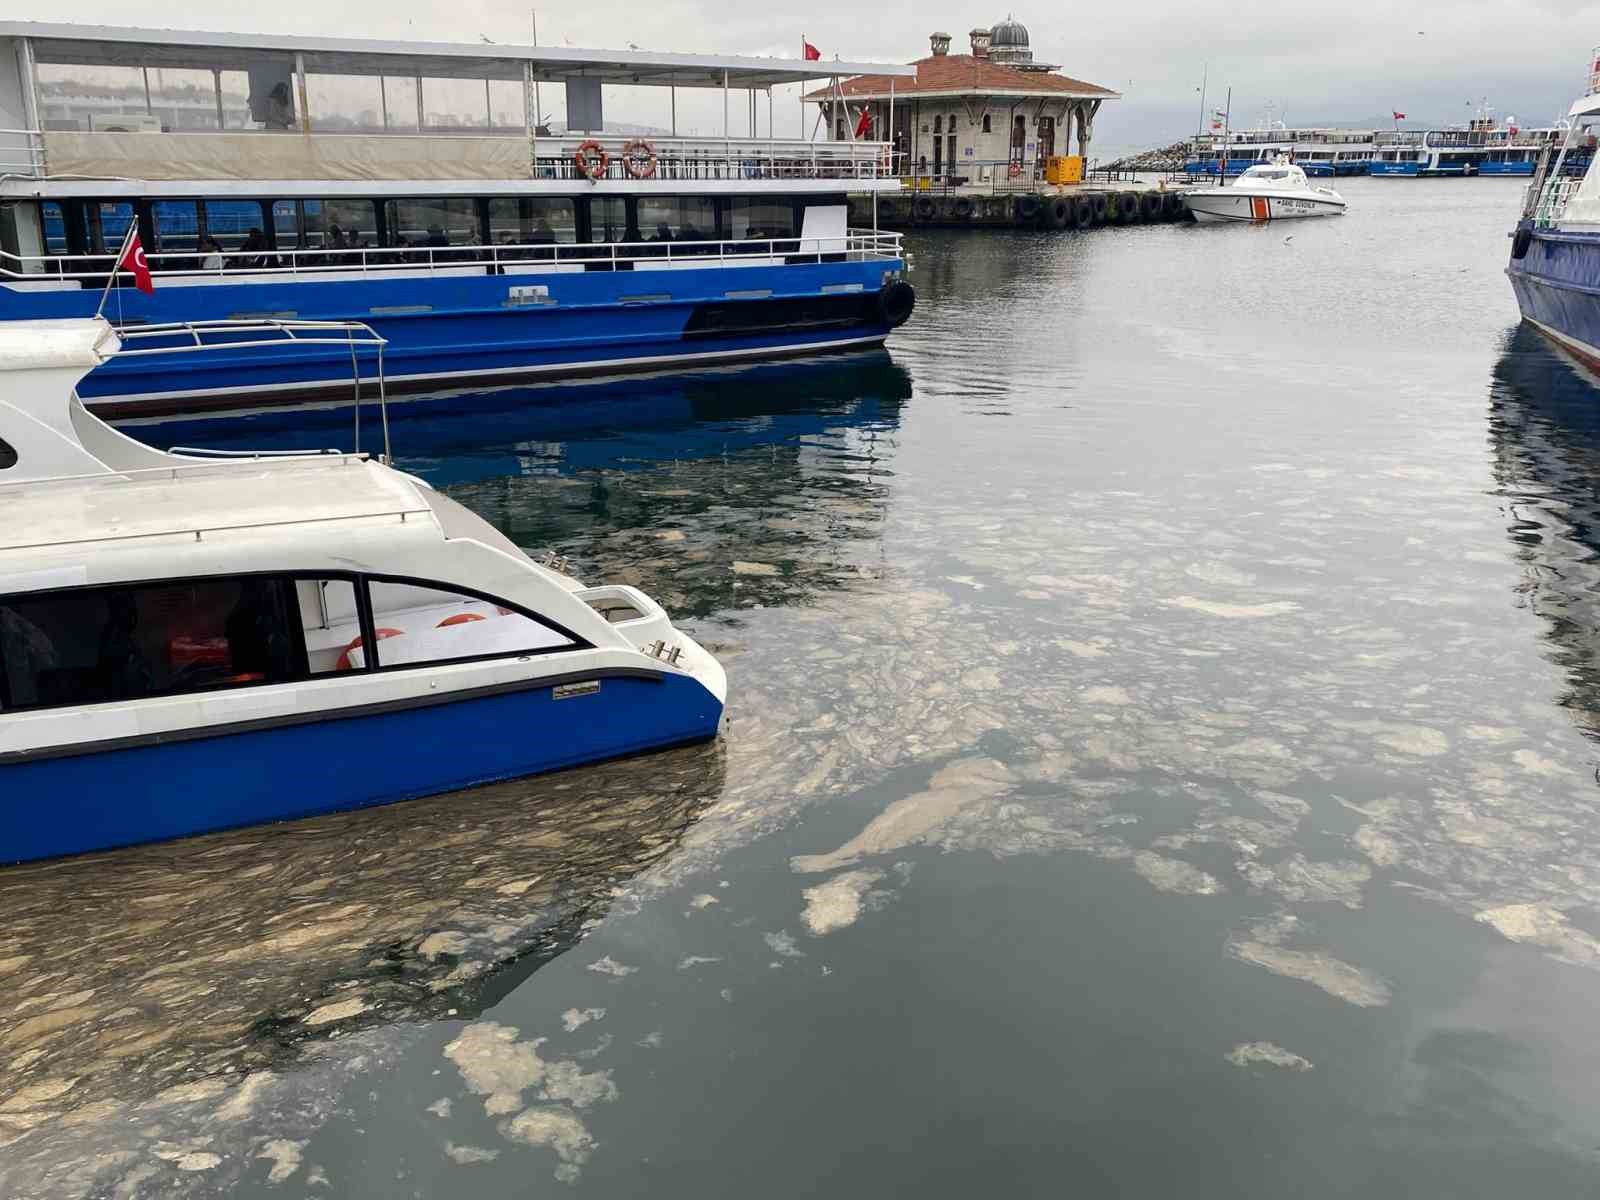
[94,220,136,320]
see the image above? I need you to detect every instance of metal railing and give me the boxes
[531,135,892,182]
[1528,177,1583,228]
[114,319,392,461]
[0,128,45,177]
[0,229,904,284]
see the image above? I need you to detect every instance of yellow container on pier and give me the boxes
[1045,155,1084,185]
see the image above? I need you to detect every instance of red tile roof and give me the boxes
[805,54,1117,101]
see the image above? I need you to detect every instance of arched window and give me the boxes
[982,113,992,134]
[933,115,943,134]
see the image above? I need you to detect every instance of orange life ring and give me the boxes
[574,139,610,182]
[437,612,486,627]
[621,138,657,180]
[336,627,403,671]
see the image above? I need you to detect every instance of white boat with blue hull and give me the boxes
[0,22,915,417]
[0,318,727,864]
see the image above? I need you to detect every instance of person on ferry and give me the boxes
[239,227,270,269]
[199,237,224,271]
[264,82,294,130]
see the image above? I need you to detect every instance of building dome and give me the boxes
[989,17,1029,49]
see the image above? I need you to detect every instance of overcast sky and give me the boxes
[22,0,1597,154]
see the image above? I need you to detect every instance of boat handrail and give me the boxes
[106,320,393,462]
[0,127,46,179]
[0,503,435,556]
[0,230,905,284]
[0,452,371,494]
[1528,176,1584,228]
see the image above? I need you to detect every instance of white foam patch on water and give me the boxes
[585,956,636,978]
[763,931,805,958]
[1132,852,1224,896]
[801,870,885,936]
[443,1022,550,1116]
[560,1008,605,1033]
[1227,915,1391,1007]
[1081,686,1134,706]
[444,1143,499,1165]
[426,1098,451,1118]
[1239,855,1371,909]
[498,1108,594,1183]
[1476,904,1600,968]
[1226,1041,1313,1071]
[687,894,720,910]
[677,955,721,969]
[255,1138,304,1183]
[1162,596,1300,619]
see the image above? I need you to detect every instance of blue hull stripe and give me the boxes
[0,259,900,410]
[2,671,722,864]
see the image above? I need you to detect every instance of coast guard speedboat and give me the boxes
[0,317,726,864]
[1183,160,1347,223]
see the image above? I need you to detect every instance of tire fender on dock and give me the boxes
[1161,192,1187,221]
[913,195,937,222]
[1014,194,1042,224]
[953,196,977,221]
[1114,192,1140,224]
[1072,197,1095,230]
[1139,192,1164,222]
[1090,193,1109,223]
[1046,197,1073,230]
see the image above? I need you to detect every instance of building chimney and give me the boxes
[969,28,992,58]
[929,31,951,57]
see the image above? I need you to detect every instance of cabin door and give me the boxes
[1038,116,1056,160]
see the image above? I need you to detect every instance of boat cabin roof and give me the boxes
[0,21,914,88]
[1236,163,1307,185]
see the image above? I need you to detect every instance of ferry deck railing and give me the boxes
[1528,177,1584,228]
[0,128,45,178]
[0,230,905,284]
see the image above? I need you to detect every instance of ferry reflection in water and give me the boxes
[1490,324,1600,732]
[0,353,911,1197]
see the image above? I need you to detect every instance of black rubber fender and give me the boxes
[1014,193,1042,223]
[1114,192,1140,224]
[953,196,976,221]
[877,279,916,328]
[912,194,937,221]
[1161,191,1187,221]
[1072,196,1095,230]
[1046,197,1073,230]
[1090,193,1109,223]
[1139,191,1164,221]
[1511,227,1533,260]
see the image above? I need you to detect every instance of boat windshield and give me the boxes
[1237,166,1302,185]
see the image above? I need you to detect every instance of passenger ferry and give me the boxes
[0,23,916,418]
[0,316,727,863]
[1508,50,1600,374]
[1183,125,1372,177]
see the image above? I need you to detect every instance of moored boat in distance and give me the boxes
[0,318,727,864]
[1182,160,1346,223]
[0,22,916,418]
[1182,125,1373,177]
[1508,51,1600,373]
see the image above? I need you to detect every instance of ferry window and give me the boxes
[729,199,795,241]
[298,199,378,250]
[589,197,631,243]
[0,578,305,711]
[384,199,479,249]
[152,200,201,253]
[487,198,577,246]
[356,579,577,670]
[203,201,267,251]
[637,197,717,244]
[294,579,365,674]
[90,202,135,255]
[40,202,68,254]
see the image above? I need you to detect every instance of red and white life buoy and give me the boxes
[335,627,403,671]
[1007,160,1024,179]
[621,138,658,180]
[574,139,610,182]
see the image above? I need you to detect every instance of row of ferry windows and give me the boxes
[0,574,579,713]
[36,196,808,256]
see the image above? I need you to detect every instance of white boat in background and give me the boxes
[1182,161,1347,223]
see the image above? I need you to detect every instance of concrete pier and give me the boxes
[854,182,1190,231]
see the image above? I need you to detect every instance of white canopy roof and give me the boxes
[0,21,914,88]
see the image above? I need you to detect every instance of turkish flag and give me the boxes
[803,39,821,61]
[1392,111,1406,121]
[855,108,872,138]
[118,229,154,295]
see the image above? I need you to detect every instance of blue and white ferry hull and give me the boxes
[4,260,912,418]
[1508,225,1600,374]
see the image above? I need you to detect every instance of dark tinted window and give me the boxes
[0,436,14,469]
[0,578,304,710]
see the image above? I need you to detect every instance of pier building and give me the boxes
[805,21,1118,187]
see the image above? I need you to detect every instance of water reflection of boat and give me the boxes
[0,739,722,1191]
[1489,324,1600,730]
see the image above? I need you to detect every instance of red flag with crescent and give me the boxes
[803,39,821,61]
[118,229,153,295]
